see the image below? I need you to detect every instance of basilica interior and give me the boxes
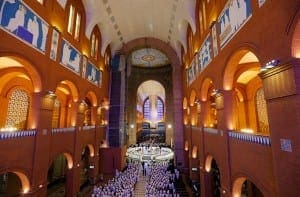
[0,0,300,196]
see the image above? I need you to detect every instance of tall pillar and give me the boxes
[259,59,300,196]
[172,64,185,170]
[30,92,54,196]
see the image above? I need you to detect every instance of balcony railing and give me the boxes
[203,127,219,135]
[52,127,75,133]
[83,125,96,131]
[0,130,36,139]
[228,131,271,146]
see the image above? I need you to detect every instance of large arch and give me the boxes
[200,77,213,102]
[0,55,42,93]
[85,91,98,107]
[189,89,196,107]
[0,170,30,194]
[222,47,269,134]
[58,80,79,103]
[0,56,41,130]
[47,152,74,196]
[232,176,266,197]
[222,47,261,91]
[120,37,185,167]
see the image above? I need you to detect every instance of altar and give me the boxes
[126,144,174,162]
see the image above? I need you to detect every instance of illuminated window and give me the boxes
[90,30,99,59]
[199,11,203,35]
[94,38,99,60]
[143,98,150,120]
[67,4,81,40]
[67,5,75,34]
[74,13,81,40]
[91,34,95,57]
[143,97,164,121]
[202,2,207,31]
[5,89,29,130]
[52,99,60,128]
[157,98,164,120]
[255,88,269,134]
[84,98,92,126]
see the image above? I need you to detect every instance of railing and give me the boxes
[82,125,96,131]
[228,131,271,146]
[191,126,201,130]
[203,127,219,135]
[0,130,36,139]
[52,127,75,133]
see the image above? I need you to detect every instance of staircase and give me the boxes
[134,169,146,197]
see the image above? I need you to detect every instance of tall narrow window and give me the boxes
[94,38,99,60]
[143,98,150,120]
[67,5,75,34]
[157,98,164,120]
[199,11,204,35]
[74,13,81,40]
[91,34,95,57]
[202,2,207,31]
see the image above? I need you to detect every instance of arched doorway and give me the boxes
[121,38,184,168]
[80,146,92,190]
[233,177,264,197]
[205,156,221,197]
[47,153,73,197]
[0,172,27,196]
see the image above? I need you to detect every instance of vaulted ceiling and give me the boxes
[83,0,196,57]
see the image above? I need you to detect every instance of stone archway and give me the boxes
[120,37,185,168]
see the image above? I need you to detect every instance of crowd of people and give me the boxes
[145,162,180,197]
[91,160,180,197]
[91,163,139,197]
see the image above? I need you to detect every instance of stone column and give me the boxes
[259,59,300,196]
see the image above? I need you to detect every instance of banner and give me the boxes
[60,39,81,74]
[0,0,49,53]
[87,61,101,86]
[218,0,252,48]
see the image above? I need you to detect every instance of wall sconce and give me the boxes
[47,91,56,97]
[167,124,172,129]
[209,20,216,29]
[260,59,280,71]
[192,146,197,159]
[184,141,189,151]
[211,89,221,97]
[78,100,87,113]
[241,128,254,134]
[52,25,61,33]
[97,106,102,115]
[101,100,110,110]
[130,124,134,129]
